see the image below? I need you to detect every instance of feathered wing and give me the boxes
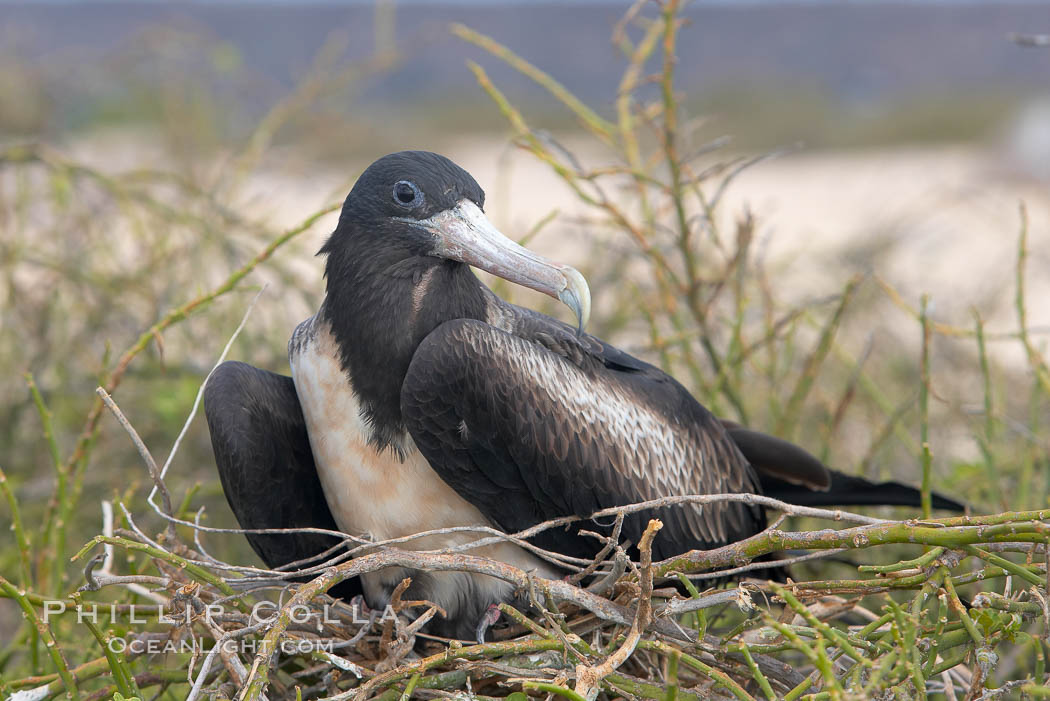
[721,422,966,511]
[204,361,361,599]
[400,317,766,563]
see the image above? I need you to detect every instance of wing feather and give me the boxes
[204,361,361,599]
[400,319,764,562]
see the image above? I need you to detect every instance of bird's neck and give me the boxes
[321,249,488,452]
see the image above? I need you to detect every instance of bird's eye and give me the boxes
[393,180,422,207]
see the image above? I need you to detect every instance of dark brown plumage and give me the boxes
[401,314,763,563]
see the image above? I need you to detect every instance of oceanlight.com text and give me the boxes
[107,637,336,655]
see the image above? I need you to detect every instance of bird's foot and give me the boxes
[349,594,374,623]
[474,604,502,644]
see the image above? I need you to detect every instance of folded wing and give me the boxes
[400,318,766,562]
[204,361,361,598]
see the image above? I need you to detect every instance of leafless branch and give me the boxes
[97,387,175,540]
[575,519,662,701]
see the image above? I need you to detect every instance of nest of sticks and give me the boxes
[8,387,1030,701]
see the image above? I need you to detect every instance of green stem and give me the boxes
[0,575,79,700]
[919,294,933,520]
[398,672,421,701]
[0,466,33,589]
[523,681,588,701]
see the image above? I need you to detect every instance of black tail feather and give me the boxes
[760,470,966,512]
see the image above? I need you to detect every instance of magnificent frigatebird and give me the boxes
[205,151,961,640]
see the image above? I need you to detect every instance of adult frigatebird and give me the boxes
[205,151,961,640]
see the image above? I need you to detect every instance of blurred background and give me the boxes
[2,0,1049,644]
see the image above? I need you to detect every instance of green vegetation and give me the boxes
[1,2,1048,699]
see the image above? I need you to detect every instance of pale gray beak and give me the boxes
[408,200,591,332]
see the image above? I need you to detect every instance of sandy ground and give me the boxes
[64,132,1050,369]
[274,138,1048,347]
[723,146,1050,319]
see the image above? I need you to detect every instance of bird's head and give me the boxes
[320,150,590,331]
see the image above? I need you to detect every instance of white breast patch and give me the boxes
[288,315,556,615]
